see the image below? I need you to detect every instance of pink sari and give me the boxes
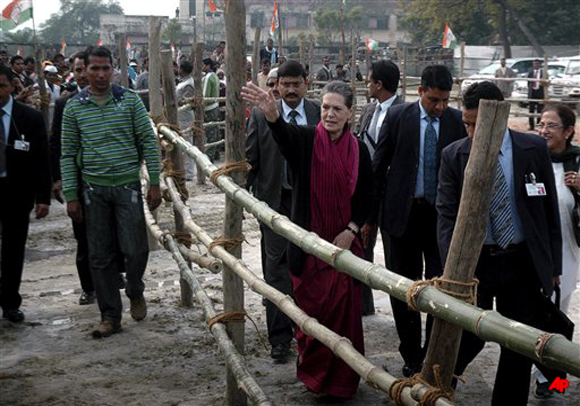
[292,122,364,399]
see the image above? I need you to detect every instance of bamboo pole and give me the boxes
[350,36,357,128]
[34,47,49,132]
[308,37,314,89]
[157,125,580,379]
[161,50,194,308]
[543,54,549,104]
[422,100,510,388]
[340,6,346,65]
[193,42,206,185]
[177,244,223,274]
[252,27,261,86]
[141,201,272,406]
[224,1,247,405]
[299,37,305,66]
[118,33,129,88]
[163,175,448,406]
[458,41,465,109]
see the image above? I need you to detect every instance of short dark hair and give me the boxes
[421,65,453,91]
[277,60,306,79]
[261,58,271,65]
[179,60,193,75]
[542,103,576,147]
[203,57,215,71]
[370,60,400,93]
[0,65,16,82]
[23,56,35,65]
[53,53,65,62]
[87,46,113,64]
[336,64,343,69]
[463,81,504,110]
[9,55,23,65]
[322,80,354,109]
[73,51,89,67]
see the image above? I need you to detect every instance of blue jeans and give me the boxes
[83,181,149,321]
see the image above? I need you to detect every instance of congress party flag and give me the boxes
[1,0,33,30]
[97,38,103,46]
[365,38,378,54]
[60,40,67,55]
[270,1,279,37]
[207,0,218,13]
[442,23,457,49]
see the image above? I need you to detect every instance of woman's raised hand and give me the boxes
[241,82,279,122]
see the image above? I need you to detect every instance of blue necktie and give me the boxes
[423,117,438,204]
[490,161,515,249]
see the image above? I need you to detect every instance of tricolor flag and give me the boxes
[60,40,67,55]
[207,0,218,13]
[170,42,176,59]
[442,23,457,49]
[0,0,33,31]
[97,38,103,46]
[270,0,279,37]
[365,38,378,54]
[16,46,22,56]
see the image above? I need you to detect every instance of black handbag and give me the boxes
[535,285,574,380]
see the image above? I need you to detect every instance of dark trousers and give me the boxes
[454,243,543,406]
[83,182,148,321]
[382,199,442,365]
[259,189,294,347]
[0,190,32,311]
[528,89,544,130]
[361,227,376,315]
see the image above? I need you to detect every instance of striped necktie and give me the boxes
[423,116,438,204]
[489,161,515,249]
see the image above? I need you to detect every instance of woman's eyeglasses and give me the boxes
[536,123,564,131]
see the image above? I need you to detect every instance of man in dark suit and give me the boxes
[527,59,545,131]
[437,81,561,405]
[246,60,320,363]
[0,65,51,322]
[356,59,402,316]
[370,65,467,376]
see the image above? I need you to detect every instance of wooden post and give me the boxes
[34,47,49,132]
[308,37,314,89]
[458,41,466,109]
[350,36,357,128]
[340,6,346,65]
[299,37,305,66]
[421,100,511,389]
[224,1,247,405]
[118,33,129,88]
[147,16,163,252]
[401,46,407,102]
[543,54,549,105]
[252,27,261,85]
[161,50,194,308]
[193,42,206,185]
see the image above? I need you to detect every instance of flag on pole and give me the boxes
[270,1,279,37]
[365,38,378,54]
[207,0,218,13]
[17,46,22,56]
[97,38,103,46]
[60,40,67,55]
[442,23,457,49]
[0,0,33,31]
[170,42,176,59]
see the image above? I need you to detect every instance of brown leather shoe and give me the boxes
[130,296,147,321]
[92,319,121,338]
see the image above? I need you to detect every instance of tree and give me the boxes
[400,0,580,52]
[313,5,364,46]
[5,28,35,44]
[162,18,185,44]
[40,0,123,45]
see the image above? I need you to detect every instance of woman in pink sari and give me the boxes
[242,81,373,400]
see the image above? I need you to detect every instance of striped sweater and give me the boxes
[60,84,160,202]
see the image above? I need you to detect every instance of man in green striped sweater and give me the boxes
[61,46,161,338]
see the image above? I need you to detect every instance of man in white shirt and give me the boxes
[356,60,401,315]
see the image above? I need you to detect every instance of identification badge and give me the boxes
[526,183,546,196]
[14,140,30,151]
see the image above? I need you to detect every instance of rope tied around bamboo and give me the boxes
[162,158,189,201]
[209,161,252,185]
[161,230,194,250]
[207,311,269,351]
[535,333,557,363]
[208,236,245,252]
[389,365,454,406]
[406,277,479,312]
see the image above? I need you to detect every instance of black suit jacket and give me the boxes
[49,90,77,182]
[4,100,51,208]
[370,101,467,237]
[246,98,320,210]
[436,130,562,295]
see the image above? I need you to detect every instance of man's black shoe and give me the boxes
[118,273,127,290]
[534,381,554,399]
[402,363,422,377]
[79,291,95,305]
[271,343,290,363]
[3,309,25,323]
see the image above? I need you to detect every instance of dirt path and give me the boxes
[2,117,579,405]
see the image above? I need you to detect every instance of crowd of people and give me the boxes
[0,37,578,405]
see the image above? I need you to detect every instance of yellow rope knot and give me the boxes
[208,236,245,252]
[207,311,269,351]
[389,365,454,406]
[209,161,252,184]
[406,277,479,312]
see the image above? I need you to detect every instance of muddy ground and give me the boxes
[1,117,579,406]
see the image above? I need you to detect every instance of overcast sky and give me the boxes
[1,0,179,28]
